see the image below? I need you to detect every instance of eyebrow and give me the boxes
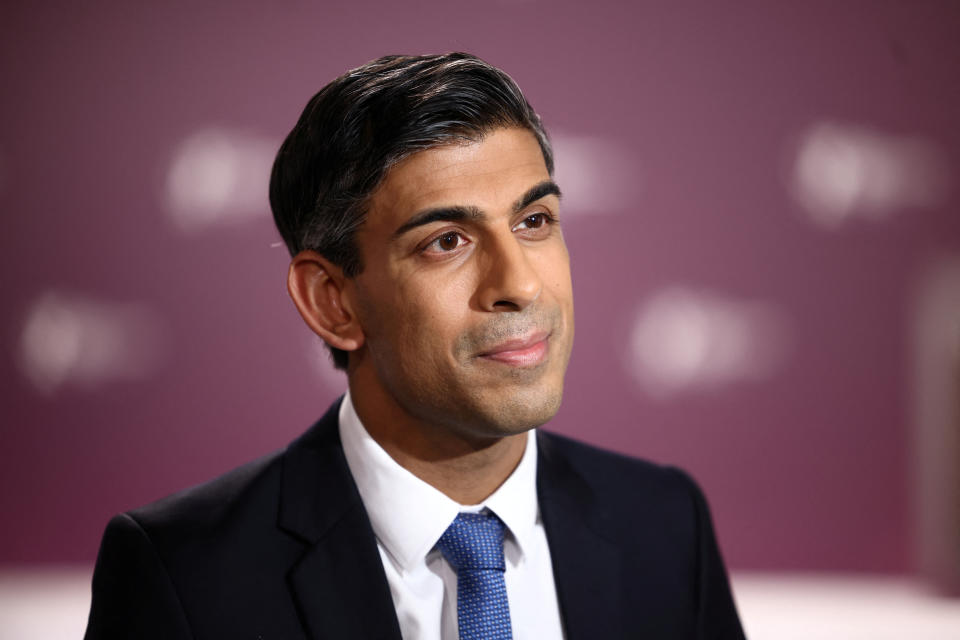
[392,180,562,238]
[512,180,562,213]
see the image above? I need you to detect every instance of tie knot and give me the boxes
[436,511,506,572]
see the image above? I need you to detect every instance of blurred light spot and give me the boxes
[790,122,950,228]
[551,132,638,216]
[627,287,790,397]
[18,291,164,393]
[165,128,277,232]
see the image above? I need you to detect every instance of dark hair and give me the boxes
[270,52,554,370]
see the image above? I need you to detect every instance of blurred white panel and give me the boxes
[0,567,91,640]
[17,291,164,393]
[165,128,277,232]
[550,132,638,216]
[912,257,960,592]
[626,287,790,397]
[733,573,960,640]
[790,122,950,228]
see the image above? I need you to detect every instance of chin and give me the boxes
[470,379,565,435]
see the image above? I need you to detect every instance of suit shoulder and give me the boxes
[537,429,708,538]
[117,405,342,554]
[538,429,698,496]
[126,448,284,538]
[538,430,711,558]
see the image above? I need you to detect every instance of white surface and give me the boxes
[2,568,960,639]
[734,573,960,640]
[0,567,92,640]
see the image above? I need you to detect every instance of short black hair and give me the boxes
[270,52,554,370]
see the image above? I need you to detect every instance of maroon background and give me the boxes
[2,0,958,574]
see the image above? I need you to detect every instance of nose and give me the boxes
[475,232,542,312]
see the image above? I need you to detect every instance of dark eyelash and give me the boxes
[420,230,466,253]
[525,212,559,226]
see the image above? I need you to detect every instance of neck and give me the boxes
[347,371,528,505]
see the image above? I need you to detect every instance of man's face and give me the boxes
[345,126,574,441]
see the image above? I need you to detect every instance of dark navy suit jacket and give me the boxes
[85,400,746,639]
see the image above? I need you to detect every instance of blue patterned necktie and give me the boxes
[436,511,513,640]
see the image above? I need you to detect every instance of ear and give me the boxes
[287,250,364,353]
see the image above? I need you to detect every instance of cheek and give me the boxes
[537,244,573,298]
[539,245,575,344]
[389,272,475,356]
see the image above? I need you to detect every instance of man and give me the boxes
[85,53,745,639]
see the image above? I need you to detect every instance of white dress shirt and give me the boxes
[338,391,566,640]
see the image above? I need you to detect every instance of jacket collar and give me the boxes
[537,430,624,639]
[278,398,403,640]
[276,400,623,640]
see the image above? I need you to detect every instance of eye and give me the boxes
[424,230,468,254]
[514,212,555,233]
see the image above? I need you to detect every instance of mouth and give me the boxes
[476,330,550,368]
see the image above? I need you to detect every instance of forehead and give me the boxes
[367,127,551,224]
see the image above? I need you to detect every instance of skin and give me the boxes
[288,127,574,504]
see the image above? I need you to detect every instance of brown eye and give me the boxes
[515,212,554,233]
[437,232,460,251]
[422,229,469,256]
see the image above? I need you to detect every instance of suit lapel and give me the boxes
[537,431,623,640]
[278,401,402,640]
[275,404,625,640]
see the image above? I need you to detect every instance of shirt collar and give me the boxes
[338,390,539,573]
